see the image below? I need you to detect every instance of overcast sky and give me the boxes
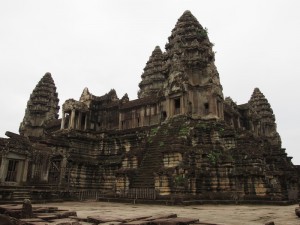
[0,0,299,163]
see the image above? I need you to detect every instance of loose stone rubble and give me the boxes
[0,10,298,204]
[0,203,217,225]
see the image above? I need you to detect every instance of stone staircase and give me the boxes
[11,189,31,202]
[0,187,32,203]
[130,116,188,188]
[129,130,163,188]
[0,184,65,203]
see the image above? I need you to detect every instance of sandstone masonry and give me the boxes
[0,11,298,203]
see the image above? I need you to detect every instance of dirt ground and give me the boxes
[33,201,300,225]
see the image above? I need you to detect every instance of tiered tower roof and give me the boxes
[165,10,215,70]
[19,72,60,137]
[161,10,223,100]
[248,88,275,124]
[138,46,165,98]
[248,88,281,144]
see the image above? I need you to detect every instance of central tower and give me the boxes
[138,10,224,120]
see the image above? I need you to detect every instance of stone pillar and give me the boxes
[140,108,145,127]
[84,113,88,130]
[167,98,172,118]
[132,110,136,128]
[30,164,35,179]
[44,159,51,182]
[119,112,122,130]
[0,156,8,183]
[70,109,76,129]
[21,158,29,183]
[237,117,241,128]
[61,110,65,129]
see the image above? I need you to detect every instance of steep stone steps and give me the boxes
[130,116,213,189]
[11,190,31,201]
[130,117,188,188]
[0,187,32,203]
[130,127,166,188]
[130,142,163,188]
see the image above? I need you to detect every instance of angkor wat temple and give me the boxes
[0,11,298,203]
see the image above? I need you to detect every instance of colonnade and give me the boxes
[61,109,88,130]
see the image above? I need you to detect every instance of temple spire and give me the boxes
[138,46,165,98]
[248,88,281,144]
[157,10,224,119]
[163,10,222,90]
[249,88,275,123]
[19,72,60,137]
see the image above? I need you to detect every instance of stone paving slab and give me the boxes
[87,215,125,223]
[122,220,153,225]
[24,222,49,225]
[100,221,123,225]
[194,223,224,225]
[145,213,177,221]
[1,201,297,225]
[35,213,59,221]
[151,217,199,225]
[20,218,46,222]
[37,201,298,225]
[124,216,153,222]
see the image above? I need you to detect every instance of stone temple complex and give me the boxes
[0,11,298,203]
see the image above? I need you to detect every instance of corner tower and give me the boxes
[19,72,60,137]
[163,10,224,119]
[138,46,165,98]
[248,88,281,145]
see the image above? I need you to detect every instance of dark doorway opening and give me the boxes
[174,98,180,115]
[204,103,209,115]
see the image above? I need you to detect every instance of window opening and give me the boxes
[174,98,180,115]
[5,160,19,182]
[48,160,61,184]
[161,111,167,121]
[204,103,209,115]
